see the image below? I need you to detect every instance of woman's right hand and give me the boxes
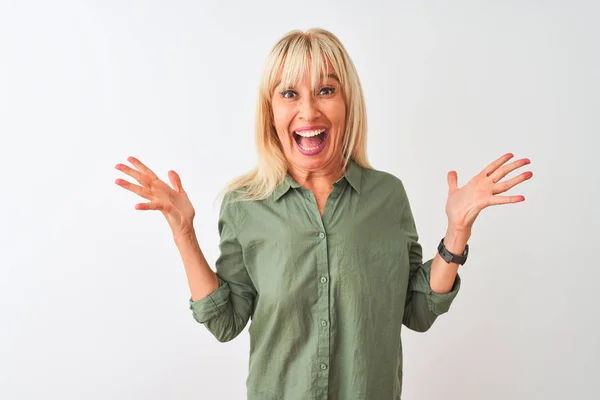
[114,156,196,239]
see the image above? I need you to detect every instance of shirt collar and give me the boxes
[272,158,362,201]
[344,158,362,195]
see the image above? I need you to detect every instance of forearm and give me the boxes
[430,226,470,293]
[174,228,219,302]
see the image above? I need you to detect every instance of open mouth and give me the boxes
[293,128,328,155]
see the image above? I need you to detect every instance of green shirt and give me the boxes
[189,159,461,399]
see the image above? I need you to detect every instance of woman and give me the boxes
[115,28,533,399]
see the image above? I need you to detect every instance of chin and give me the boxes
[291,149,336,171]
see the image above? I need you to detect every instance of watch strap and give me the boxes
[437,237,469,265]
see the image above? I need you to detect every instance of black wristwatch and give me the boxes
[437,237,469,265]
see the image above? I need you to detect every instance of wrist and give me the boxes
[443,227,470,255]
[174,225,197,245]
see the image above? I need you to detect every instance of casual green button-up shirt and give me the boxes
[189,159,461,400]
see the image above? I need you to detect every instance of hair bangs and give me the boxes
[266,35,337,100]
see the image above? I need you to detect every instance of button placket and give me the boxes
[315,214,331,398]
[298,185,332,399]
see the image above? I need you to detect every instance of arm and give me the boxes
[399,182,462,333]
[186,193,257,342]
[430,227,470,294]
[176,229,219,302]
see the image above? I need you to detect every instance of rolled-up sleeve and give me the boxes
[398,182,461,333]
[188,192,257,342]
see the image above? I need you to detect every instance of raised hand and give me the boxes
[445,153,533,233]
[114,156,196,239]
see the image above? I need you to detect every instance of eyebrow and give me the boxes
[323,73,340,82]
[275,73,340,88]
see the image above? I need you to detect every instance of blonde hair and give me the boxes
[220,28,371,202]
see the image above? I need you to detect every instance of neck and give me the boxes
[287,159,346,194]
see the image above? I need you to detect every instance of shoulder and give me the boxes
[221,188,244,205]
[219,189,244,222]
[219,188,259,230]
[361,165,408,199]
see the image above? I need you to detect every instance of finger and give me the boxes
[481,153,514,178]
[115,178,153,200]
[492,171,533,194]
[115,163,143,183]
[135,202,162,211]
[488,194,526,206]
[127,156,158,179]
[168,170,184,193]
[489,158,531,183]
[447,170,458,192]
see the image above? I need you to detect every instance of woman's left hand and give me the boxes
[445,153,533,233]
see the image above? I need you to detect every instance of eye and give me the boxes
[319,87,335,95]
[280,89,296,99]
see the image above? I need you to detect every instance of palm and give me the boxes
[445,153,533,231]
[114,156,196,237]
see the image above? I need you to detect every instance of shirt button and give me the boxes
[321,320,328,326]
[320,276,328,283]
[320,363,328,370]
[319,232,325,239]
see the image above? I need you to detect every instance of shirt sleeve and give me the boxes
[188,191,257,342]
[398,181,461,333]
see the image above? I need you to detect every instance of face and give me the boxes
[271,63,346,174]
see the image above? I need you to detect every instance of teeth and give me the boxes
[294,128,326,137]
[298,142,324,151]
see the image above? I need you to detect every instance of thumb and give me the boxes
[168,170,184,193]
[447,170,458,192]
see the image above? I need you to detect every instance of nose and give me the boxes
[298,95,321,122]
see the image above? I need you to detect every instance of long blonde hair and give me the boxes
[220,28,371,202]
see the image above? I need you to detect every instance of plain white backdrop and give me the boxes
[1,0,598,399]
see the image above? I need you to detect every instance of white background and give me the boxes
[1,0,598,399]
